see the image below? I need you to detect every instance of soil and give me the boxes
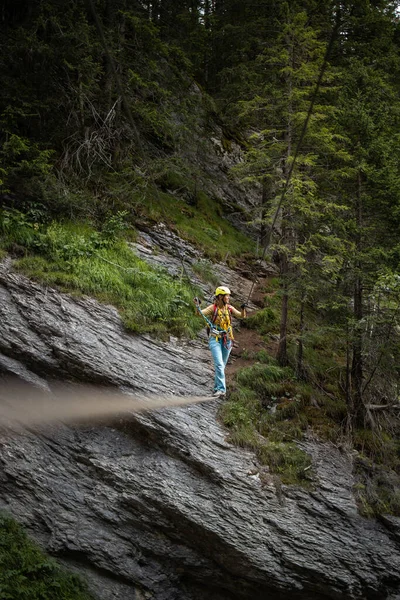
[226,326,266,377]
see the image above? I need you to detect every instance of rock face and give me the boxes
[130,223,274,309]
[0,259,400,600]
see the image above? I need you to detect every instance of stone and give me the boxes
[0,260,399,600]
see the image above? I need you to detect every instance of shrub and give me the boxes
[0,135,54,193]
[245,307,277,334]
[0,514,93,600]
[235,363,292,400]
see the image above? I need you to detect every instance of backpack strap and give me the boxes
[206,304,217,337]
[211,304,218,324]
[212,304,232,324]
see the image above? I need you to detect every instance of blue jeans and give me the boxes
[208,336,232,393]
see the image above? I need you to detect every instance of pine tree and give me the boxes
[231,6,342,367]
[333,56,400,426]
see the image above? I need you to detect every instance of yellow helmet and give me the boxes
[215,285,231,296]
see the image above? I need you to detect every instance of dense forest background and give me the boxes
[2,0,400,520]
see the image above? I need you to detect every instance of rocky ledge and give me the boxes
[0,259,399,600]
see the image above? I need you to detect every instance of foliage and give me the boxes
[245,307,277,335]
[131,187,255,261]
[0,514,93,600]
[354,453,400,518]
[0,216,202,338]
[220,362,313,485]
[0,135,54,193]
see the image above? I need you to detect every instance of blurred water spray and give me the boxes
[0,380,213,428]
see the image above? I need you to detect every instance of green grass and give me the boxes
[192,259,220,286]
[134,187,256,262]
[0,514,93,600]
[220,363,313,485]
[245,307,277,335]
[2,219,202,338]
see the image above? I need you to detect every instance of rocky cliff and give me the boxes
[1,254,400,600]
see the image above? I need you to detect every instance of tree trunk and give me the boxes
[351,169,364,425]
[276,37,293,369]
[260,178,269,249]
[277,254,289,367]
[345,322,353,436]
[296,296,305,378]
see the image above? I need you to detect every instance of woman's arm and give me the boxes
[230,305,247,319]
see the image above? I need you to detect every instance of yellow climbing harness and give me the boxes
[210,305,234,347]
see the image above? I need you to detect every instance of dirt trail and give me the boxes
[227,277,277,378]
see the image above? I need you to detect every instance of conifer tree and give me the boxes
[333,57,400,425]
[231,6,342,367]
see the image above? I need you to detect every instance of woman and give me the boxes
[195,286,246,397]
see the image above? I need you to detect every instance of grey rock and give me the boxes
[130,224,270,309]
[0,261,399,600]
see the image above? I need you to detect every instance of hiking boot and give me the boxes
[212,390,225,398]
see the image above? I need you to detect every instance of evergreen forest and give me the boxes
[2,1,400,593]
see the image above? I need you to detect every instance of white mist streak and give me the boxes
[0,381,213,428]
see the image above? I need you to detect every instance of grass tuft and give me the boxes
[220,362,313,486]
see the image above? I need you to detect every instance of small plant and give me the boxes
[0,513,93,600]
[192,260,219,286]
[0,208,39,248]
[101,211,130,240]
[220,362,313,486]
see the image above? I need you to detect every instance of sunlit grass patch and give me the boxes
[12,222,202,338]
[134,188,256,262]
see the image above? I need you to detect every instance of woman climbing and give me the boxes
[194,286,247,398]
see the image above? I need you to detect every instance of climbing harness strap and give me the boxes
[197,303,233,349]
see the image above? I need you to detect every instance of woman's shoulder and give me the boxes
[201,304,215,315]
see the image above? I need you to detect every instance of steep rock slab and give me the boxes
[130,223,275,308]
[0,263,400,600]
